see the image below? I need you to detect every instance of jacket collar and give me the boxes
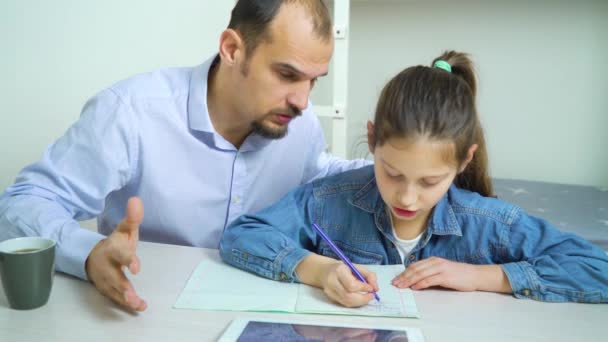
[348,170,462,237]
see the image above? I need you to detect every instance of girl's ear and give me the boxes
[367,121,375,154]
[459,144,478,172]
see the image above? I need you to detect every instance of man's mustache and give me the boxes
[271,106,302,118]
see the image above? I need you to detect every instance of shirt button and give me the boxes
[409,255,416,261]
[232,196,240,204]
[522,289,531,296]
[279,272,288,281]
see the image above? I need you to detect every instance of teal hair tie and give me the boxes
[433,60,452,73]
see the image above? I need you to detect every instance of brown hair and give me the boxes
[228,0,332,57]
[371,51,494,197]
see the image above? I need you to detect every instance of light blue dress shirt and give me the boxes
[0,55,368,280]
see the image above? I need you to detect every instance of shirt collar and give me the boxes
[187,55,218,134]
[187,54,273,152]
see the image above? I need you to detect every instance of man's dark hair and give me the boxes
[228,0,332,57]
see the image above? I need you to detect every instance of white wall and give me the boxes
[343,0,608,187]
[2,0,607,190]
[1,0,233,191]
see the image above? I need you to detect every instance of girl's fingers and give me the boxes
[393,259,442,288]
[410,273,443,290]
[357,266,379,291]
[325,270,375,307]
[337,265,374,293]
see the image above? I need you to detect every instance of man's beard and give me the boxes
[251,108,302,139]
[251,120,288,139]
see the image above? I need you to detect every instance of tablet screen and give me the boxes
[236,321,409,341]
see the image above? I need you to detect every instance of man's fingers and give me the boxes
[128,254,141,274]
[94,269,144,312]
[111,243,135,267]
[110,197,143,267]
[87,231,146,312]
[116,197,144,234]
[122,288,147,311]
[108,272,147,311]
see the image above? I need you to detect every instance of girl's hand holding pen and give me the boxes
[296,253,380,308]
[319,262,379,308]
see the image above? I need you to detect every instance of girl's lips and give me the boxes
[393,206,417,218]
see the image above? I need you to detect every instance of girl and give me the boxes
[219,51,608,307]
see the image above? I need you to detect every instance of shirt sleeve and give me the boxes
[499,210,608,303]
[219,183,318,283]
[300,109,371,184]
[0,88,138,280]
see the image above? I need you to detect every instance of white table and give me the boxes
[1,241,606,342]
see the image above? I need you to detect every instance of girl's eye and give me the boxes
[385,170,402,179]
[421,180,439,187]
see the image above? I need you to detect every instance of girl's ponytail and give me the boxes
[433,51,493,197]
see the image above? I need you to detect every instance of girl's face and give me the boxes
[369,123,473,238]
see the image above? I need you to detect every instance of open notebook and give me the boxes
[174,253,420,318]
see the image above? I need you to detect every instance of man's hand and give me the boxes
[85,197,147,311]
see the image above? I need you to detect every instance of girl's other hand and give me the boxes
[391,256,479,291]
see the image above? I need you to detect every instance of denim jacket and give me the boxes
[220,165,608,303]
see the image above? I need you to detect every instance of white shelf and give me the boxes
[319,0,350,158]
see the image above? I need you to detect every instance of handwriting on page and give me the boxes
[294,264,418,318]
[364,300,404,314]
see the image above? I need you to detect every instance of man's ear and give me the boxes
[459,144,478,172]
[218,29,244,66]
[367,121,375,154]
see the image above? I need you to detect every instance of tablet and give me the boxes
[218,317,425,342]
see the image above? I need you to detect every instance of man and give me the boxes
[0,0,367,312]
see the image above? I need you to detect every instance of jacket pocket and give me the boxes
[319,241,383,265]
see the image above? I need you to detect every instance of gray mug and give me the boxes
[0,237,56,310]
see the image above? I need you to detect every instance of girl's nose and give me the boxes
[397,184,417,208]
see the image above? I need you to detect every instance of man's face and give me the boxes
[233,4,333,139]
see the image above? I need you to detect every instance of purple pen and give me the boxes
[312,223,380,302]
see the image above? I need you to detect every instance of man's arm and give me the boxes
[0,88,137,279]
[0,89,149,311]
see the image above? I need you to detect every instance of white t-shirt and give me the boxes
[392,227,423,261]
[387,209,424,261]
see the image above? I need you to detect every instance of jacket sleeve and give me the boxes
[500,210,608,303]
[219,183,319,283]
[0,88,138,280]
